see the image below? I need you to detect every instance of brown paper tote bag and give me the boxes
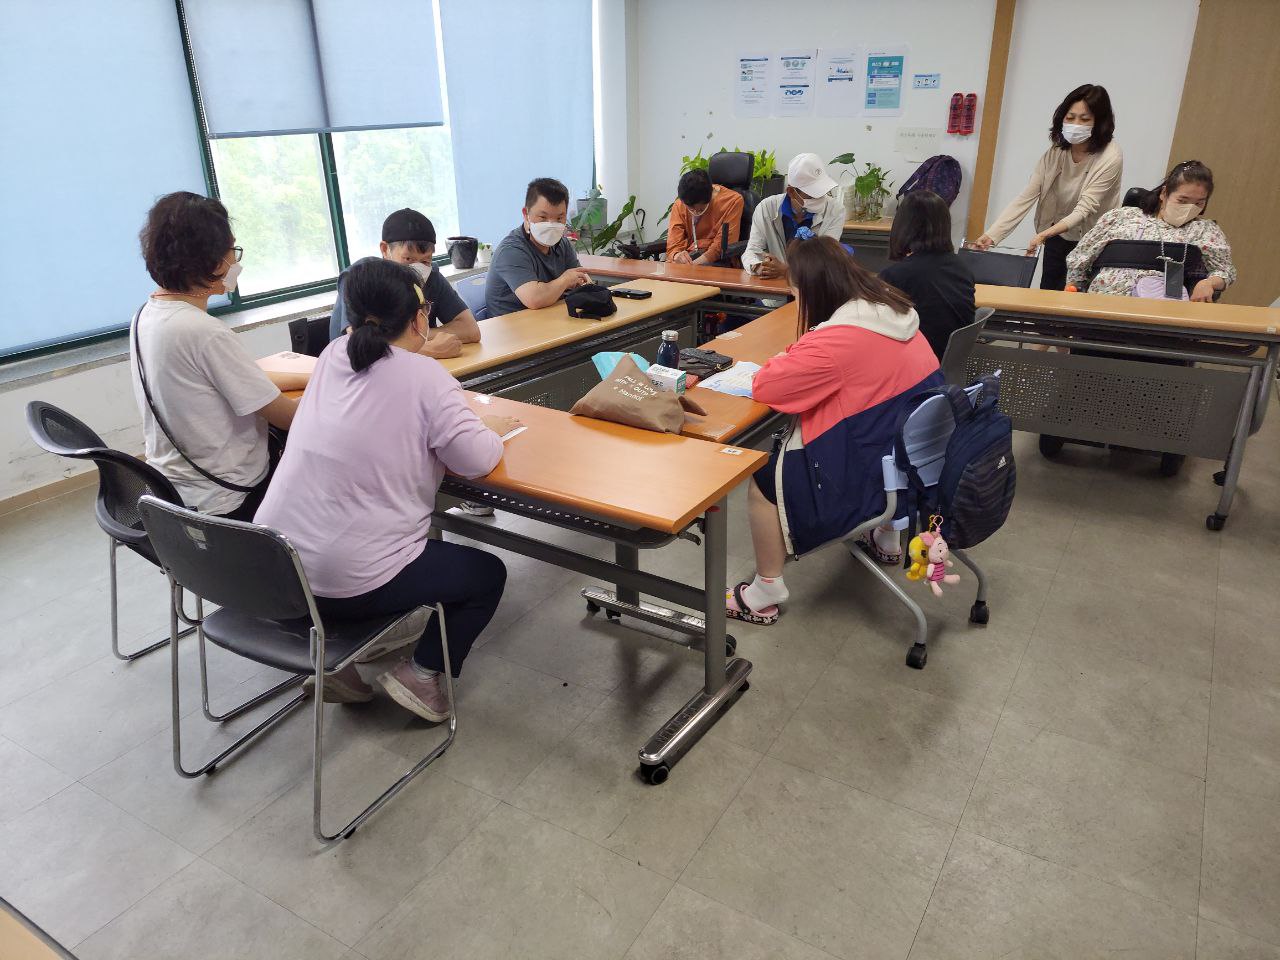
[569,355,706,433]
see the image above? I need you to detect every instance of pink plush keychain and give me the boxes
[906,516,962,597]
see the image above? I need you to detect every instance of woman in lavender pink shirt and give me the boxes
[255,258,521,721]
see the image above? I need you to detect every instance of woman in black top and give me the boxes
[880,191,976,360]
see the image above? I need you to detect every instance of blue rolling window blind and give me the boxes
[0,0,209,358]
[440,0,594,245]
[185,0,445,138]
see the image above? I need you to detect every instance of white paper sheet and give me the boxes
[895,126,942,161]
[699,361,762,399]
[816,47,862,118]
[734,51,771,118]
[773,48,816,117]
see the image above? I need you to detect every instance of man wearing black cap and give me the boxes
[328,208,481,357]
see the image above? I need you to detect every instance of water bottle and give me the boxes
[655,330,680,369]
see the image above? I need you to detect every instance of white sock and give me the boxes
[872,525,901,556]
[410,661,440,682]
[740,573,788,612]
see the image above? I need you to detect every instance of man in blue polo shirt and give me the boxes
[329,208,481,358]
[484,177,590,317]
[742,153,844,279]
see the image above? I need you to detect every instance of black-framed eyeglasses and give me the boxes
[231,246,244,263]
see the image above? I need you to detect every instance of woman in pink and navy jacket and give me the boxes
[727,237,943,625]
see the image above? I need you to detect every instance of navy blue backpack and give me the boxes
[897,155,963,207]
[896,375,1015,550]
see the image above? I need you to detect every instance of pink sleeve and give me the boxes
[427,381,504,480]
[751,337,840,413]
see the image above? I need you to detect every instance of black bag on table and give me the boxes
[565,283,618,319]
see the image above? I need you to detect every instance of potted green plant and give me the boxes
[852,162,894,221]
[475,241,492,267]
[829,152,859,216]
[570,195,637,256]
[679,146,710,175]
[575,184,608,231]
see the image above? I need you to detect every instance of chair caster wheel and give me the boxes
[605,610,622,622]
[1213,470,1226,487]
[726,634,737,657]
[1038,435,1065,458]
[1159,453,1185,477]
[906,643,928,669]
[969,601,989,625]
[641,763,670,785]
[585,600,600,615]
[738,680,750,693]
[1206,513,1226,531]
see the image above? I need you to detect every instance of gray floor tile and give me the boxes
[1212,603,1280,695]
[1004,636,1211,778]
[0,784,195,948]
[357,803,671,960]
[682,757,953,960]
[960,717,1204,911]
[1200,787,1280,947]
[975,489,1079,571]
[908,830,1197,960]
[1196,918,1280,959]
[623,885,836,960]
[1057,514,1221,605]
[0,734,73,825]
[1208,683,1280,804]
[207,740,497,947]
[769,659,999,824]
[75,859,347,960]
[510,695,762,879]
[1034,568,1216,681]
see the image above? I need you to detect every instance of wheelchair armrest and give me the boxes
[616,239,668,261]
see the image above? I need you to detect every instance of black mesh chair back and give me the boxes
[139,496,313,622]
[289,316,332,357]
[1123,186,1146,208]
[958,247,1039,288]
[941,308,994,384]
[25,400,106,456]
[89,449,183,557]
[708,150,758,241]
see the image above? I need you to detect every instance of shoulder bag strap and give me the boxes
[132,303,257,493]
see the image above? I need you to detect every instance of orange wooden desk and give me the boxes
[579,253,791,298]
[428,392,764,782]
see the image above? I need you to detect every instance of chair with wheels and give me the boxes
[454,272,490,321]
[288,316,332,357]
[958,243,1039,287]
[706,150,758,267]
[137,496,457,842]
[940,307,993,384]
[24,401,194,661]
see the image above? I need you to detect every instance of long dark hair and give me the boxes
[343,257,425,373]
[1050,84,1115,153]
[787,237,913,339]
[888,191,954,261]
[1138,160,1215,217]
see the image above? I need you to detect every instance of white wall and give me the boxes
[984,0,1199,258]
[625,0,999,249]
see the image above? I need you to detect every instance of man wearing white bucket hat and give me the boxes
[742,152,844,278]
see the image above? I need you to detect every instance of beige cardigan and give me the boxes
[986,141,1124,244]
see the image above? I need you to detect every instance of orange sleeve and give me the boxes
[666,200,691,258]
[700,190,744,262]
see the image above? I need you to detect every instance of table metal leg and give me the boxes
[615,544,640,607]
[637,498,751,783]
[1209,365,1261,530]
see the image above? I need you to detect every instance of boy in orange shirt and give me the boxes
[665,169,744,266]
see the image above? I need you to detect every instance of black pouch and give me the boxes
[678,347,734,378]
[565,283,618,319]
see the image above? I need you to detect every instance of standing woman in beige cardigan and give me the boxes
[973,84,1123,290]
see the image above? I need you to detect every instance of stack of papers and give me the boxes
[698,362,761,398]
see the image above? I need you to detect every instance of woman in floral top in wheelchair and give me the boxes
[1065,160,1236,302]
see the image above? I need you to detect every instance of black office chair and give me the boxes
[707,150,757,266]
[289,316,332,357]
[940,308,994,384]
[24,401,193,661]
[137,495,456,842]
[958,245,1039,288]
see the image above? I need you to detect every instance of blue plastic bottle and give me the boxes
[656,330,680,369]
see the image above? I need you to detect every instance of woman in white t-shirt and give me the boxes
[133,192,297,519]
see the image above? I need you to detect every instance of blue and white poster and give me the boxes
[864,45,907,117]
[817,48,862,118]
[773,48,816,117]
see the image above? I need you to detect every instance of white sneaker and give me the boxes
[458,501,494,517]
[378,660,451,722]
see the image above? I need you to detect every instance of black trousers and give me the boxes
[314,540,506,677]
[1039,235,1078,291]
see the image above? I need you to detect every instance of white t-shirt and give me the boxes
[130,297,280,515]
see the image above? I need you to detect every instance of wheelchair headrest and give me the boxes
[709,151,754,190]
[1122,186,1147,208]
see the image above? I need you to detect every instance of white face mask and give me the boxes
[1061,122,1092,145]
[801,196,825,214]
[528,220,566,246]
[221,261,243,294]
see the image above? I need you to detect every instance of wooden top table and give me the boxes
[461,392,766,534]
[976,284,1280,339]
[580,254,791,297]
[842,217,894,233]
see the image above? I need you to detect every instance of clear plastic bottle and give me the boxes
[655,330,680,369]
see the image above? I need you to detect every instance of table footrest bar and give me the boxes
[639,657,752,768]
[581,586,705,640]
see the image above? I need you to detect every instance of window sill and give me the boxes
[0,262,487,391]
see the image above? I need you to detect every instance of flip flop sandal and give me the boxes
[725,581,779,625]
[855,535,902,566]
